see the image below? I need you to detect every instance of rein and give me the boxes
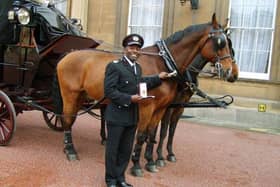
[137,33,234,108]
[138,40,221,81]
[89,28,234,109]
[186,82,228,108]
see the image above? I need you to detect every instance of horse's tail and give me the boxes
[52,72,63,115]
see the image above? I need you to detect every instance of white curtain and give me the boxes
[128,0,165,47]
[229,0,276,79]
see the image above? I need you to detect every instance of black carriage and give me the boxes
[0,0,100,145]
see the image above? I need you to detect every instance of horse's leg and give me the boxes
[144,127,159,172]
[100,105,107,145]
[130,131,147,177]
[156,108,173,167]
[61,92,81,161]
[166,108,183,162]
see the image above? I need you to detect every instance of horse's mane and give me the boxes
[164,23,211,45]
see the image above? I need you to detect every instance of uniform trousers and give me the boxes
[105,122,137,185]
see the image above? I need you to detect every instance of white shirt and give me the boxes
[124,56,137,75]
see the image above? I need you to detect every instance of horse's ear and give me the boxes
[223,18,232,36]
[211,13,219,29]
[222,18,230,29]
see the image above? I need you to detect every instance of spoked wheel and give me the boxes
[42,111,63,132]
[0,91,16,146]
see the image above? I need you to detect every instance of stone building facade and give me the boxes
[65,0,279,103]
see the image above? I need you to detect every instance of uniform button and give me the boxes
[118,106,121,108]
[125,81,129,84]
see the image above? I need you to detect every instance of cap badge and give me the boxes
[132,36,139,41]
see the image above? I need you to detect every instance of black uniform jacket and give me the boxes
[104,57,162,126]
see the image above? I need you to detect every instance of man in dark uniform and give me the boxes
[104,34,169,187]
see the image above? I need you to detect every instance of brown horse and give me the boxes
[154,40,238,169]
[56,14,235,168]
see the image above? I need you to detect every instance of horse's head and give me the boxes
[199,13,238,82]
[222,19,239,82]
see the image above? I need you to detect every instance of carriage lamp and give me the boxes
[8,10,15,21]
[17,8,31,25]
[7,7,31,25]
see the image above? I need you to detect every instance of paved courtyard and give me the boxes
[0,111,279,187]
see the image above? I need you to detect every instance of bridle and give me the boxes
[200,28,232,60]
[198,27,233,78]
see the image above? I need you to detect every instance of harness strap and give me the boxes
[189,83,227,108]
[156,41,174,72]
[156,40,185,83]
[161,39,176,65]
[184,70,195,86]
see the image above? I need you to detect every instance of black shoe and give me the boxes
[117,181,133,187]
[107,184,117,187]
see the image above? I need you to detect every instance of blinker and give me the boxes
[212,34,226,51]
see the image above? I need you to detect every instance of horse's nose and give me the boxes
[227,74,238,82]
[226,68,232,77]
[225,67,233,81]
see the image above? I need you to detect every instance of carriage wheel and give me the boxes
[42,111,63,132]
[0,91,16,146]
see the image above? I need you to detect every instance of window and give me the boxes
[128,0,165,47]
[229,0,277,80]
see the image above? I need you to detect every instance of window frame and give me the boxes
[228,0,278,80]
[127,0,165,47]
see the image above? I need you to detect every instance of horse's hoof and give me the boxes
[63,148,71,156]
[64,148,79,161]
[66,153,79,161]
[145,164,159,173]
[156,159,166,167]
[101,139,106,145]
[167,155,176,162]
[130,167,143,177]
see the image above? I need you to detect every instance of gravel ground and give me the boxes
[0,111,279,187]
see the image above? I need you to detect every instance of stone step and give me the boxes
[231,96,280,113]
[182,95,280,134]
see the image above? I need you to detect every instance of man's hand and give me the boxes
[131,94,154,103]
[131,94,143,103]
[158,72,170,80]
